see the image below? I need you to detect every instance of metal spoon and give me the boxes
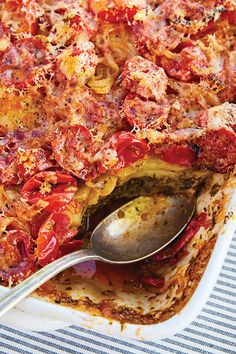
[0,194,195,318]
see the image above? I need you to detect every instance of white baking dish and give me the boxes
[0,173,235,340]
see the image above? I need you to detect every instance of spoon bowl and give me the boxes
[91,194,195,262]
[0,193,195,317]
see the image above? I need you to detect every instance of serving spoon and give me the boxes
[0,193,195,318]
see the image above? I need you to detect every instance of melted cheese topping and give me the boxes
[0,0,235,289]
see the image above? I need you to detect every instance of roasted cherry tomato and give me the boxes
[158,55,193,82]
[21,171,77,212]
[122,56,168,101]
[36,212,78,266]
[51,125,104,180]
[30,211,50,239]
[3,0,39,35]
[107,131,149,169]
[123,94,169,129]
[196,128,236,173]
[37,228,59,267]
[97,6,138,24]
[151,212,211,263]
[161,144,196,167]
[157,43,208,82]
[0,136,53,185]
[193,20,216,38]
[171,212,211,254]
[0,230,36,284]
[17,147,54,181]
[69,8,98,38]
[58,239,83,258]
[222,10,236,24]
[0,38,49,89]
[0,132,27,185]
[141,276,165,289]
[228,10,236,24]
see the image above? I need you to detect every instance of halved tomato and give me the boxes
[51,125,104,180]
[106,131,149,169]
[222,10,236,25]
[36,212,78,266]
[69,7,98,38]
[21,171,77,212]
[17,147,54,181]
[151,212,211,263]
[0,230,36,284]
[161,144,196,167]
[0,38,49,89]
[58,239,83,258]
[123,94,169,129]
[3,0,39,35]
[97,6,138,24]
[141,276,165,289]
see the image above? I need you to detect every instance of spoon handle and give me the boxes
[0,248,102,318]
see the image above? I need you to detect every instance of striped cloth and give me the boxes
[0,234,235,354]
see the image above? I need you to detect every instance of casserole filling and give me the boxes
[0,0,235,323]
[36,159,230,324]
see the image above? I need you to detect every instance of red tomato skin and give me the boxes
[141,276,165,289]
[21,171,77,212]
[30,211,50,239]
[171,212,211,254]
[97,6,138,24]
[51,212,78,243]
[51,125,102,180]
[58,240,83,257]
[0,38,49,88]
[30,19,39,35]
[36,212,78,266]
[68,8,97,38]
[111,131,149,168]
[17,147,54,182]
[0,230,36,283]
[151,212,210,263]
[222,10,236,24]
[161,144,196,167]
[228,10,236,24]
[157,43,207,83]
[123,94,169,129]
[7,230,34,259]
[39,193,76,213]
[157,56,193,82]
[37,230,59,267]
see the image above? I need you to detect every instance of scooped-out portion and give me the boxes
[35,157,233,325]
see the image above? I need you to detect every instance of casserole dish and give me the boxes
[0,167,235,339]
[0,0,235,340]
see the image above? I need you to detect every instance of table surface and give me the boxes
[0,233,235,354]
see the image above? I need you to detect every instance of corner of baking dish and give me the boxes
[0,174,235,340]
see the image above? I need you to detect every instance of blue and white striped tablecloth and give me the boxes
[0,234,235,354]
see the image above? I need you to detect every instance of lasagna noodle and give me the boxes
[87,56,119,94]
[69,158,209,227]
[88,24,136,93]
